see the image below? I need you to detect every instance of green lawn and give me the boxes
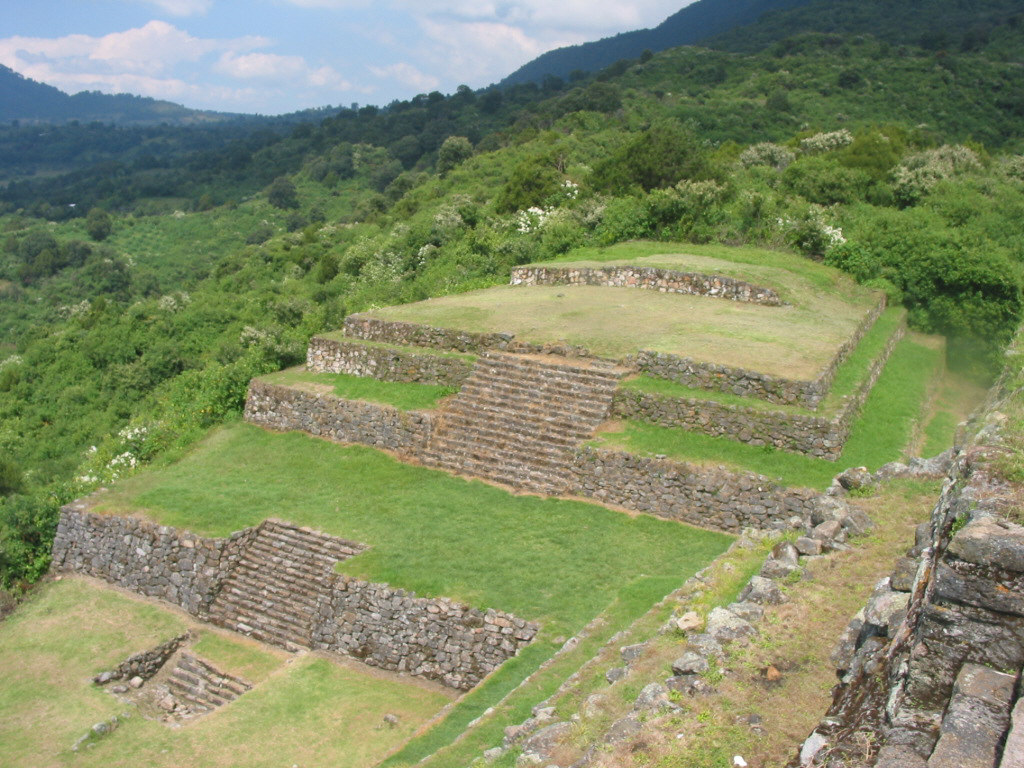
[97,422,732,638]
[257,368,456,411]
[597,332,944,489]
[0,579,450,768]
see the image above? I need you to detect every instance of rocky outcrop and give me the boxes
[792,362,1024,766]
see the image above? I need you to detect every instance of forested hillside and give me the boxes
[1,10,1023,594]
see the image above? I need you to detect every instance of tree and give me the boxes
[85,207,112,241]
[267,176,299,210]
[437,136,473,175]
[591,120,713,194]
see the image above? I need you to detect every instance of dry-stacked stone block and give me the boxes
[510,265,783,306]
[306,336,472,386]
[244,380,434,454]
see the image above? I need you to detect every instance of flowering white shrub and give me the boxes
[800,129,853,154]
[892,144,981,203]
[779,205,846,256]
[157,292,191,312]
[0,355,23,369]
[1003,155,1024,182]
[739,142,795,170]
[516,206,553,233]
[75,424,152,488]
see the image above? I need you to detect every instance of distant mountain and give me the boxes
[497,0,814,87]
[0,64,240,126]
[498,0,1024,88]
[704,0,1024,58]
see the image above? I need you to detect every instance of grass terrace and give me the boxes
[0,579,452,768]
[363,243,880,381]
[595,332,948,489]
[618,306,908,417]
[256,368,457,411]
[96,422,732,640]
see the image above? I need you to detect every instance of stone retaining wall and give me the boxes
[51,509,536,690]
[343,315,597,360]
[244,380,434,454]
[613,324,906,460]
[306,336,473,386]
[94,632,192,684]
[510,265,783,306]
[313,577,538,689]
[51,505,249,616]
[570,447,819,532]
[627,299,887,409]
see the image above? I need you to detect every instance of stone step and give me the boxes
[240,540,340,578]
[450,386,609,424]
[208,605,311,648]
[224,564,326,605]
[260,522,362,559]
[479,354,628,382]
[425,437,573,473]
[463,372,617,401]
[421,447,572,488]
[461,366,618,395]
[434,417,579,453]
[441,398,599,438]
[213,579,320,618]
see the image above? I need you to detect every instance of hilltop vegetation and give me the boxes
[1,6,1023,590]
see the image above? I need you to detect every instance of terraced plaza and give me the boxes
[6,243,953,768]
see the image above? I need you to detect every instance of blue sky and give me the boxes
[2,0,692,115]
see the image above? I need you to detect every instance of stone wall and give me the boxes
[313,577,538,689]
[93,632,192,685]
[343,315,597,359]
[51,504,250,616]
[510,265,783,306]
[51,509,537,690]
[613,324,906,460]
[791,354,1024,766]
[306,336,473,387]
[244,380,434,454]
[570,447,819,533]
[627,299,887,409]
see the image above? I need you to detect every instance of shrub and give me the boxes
[800,129,853,154]
[892,145,981,205]
[739,142,795,170]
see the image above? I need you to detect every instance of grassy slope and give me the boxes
[0,579,449,768]
[598,331,944,488]
[96,422,732,638]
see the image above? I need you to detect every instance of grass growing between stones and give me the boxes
[389,577,685,768]
[597,333,944,489]
[97,422,732,639]
[0,578,451,768]
[257,368,457,411]
[641,480,941,768]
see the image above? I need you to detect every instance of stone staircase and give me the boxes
[207,520,365,651]
[166,652,251,715]
[420,353,628,494]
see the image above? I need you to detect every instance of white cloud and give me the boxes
[416,18,579,84]
[368,62,440,92]
[134,0,213,16]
